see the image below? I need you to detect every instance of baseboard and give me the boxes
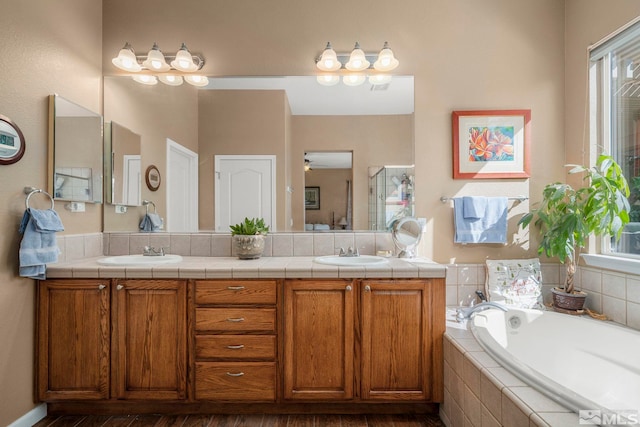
[7,403,47,427]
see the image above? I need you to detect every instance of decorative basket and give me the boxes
[233,234,266,260]
[551,287,587,311]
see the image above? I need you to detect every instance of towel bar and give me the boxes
[24,186,54,210]
[440,195,528,203]
[142,199,156,214]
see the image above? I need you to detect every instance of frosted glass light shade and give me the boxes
[345,42,370,71]
[368,74,392,85]
[373,42,399,71]
[184,75,209,87]
[159,75,184,86]
[171,43,199,72]
[343,74,366,86]
[142,43,170,72]
[132,75,158,85]
[112,43,141,72]
[316,42,341,72]
[316,74,340,86]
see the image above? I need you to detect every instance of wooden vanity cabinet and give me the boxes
[37,279,187,402]
[112,279,187,400]
[37,279,111,401]
[193,280,278,402]
[283,278,444,403]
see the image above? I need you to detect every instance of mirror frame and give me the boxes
[0,114,26,165]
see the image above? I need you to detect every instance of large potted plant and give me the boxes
[230,217,270,259]
[518,154,630,311]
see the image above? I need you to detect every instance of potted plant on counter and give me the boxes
[518,154,630,312]
[230,217,270,260]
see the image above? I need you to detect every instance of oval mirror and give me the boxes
[391,216,422,258]
[0,114,26,165]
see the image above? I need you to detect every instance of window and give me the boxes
[590,18,640,257]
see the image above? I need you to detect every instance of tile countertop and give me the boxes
[45,256,447,280]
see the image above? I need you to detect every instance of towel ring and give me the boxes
[24,187,55,210]
[142,200,156,215]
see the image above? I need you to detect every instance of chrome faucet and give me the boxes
[456,301,507,322]
[338,247,360,257]
[143,246,165,256]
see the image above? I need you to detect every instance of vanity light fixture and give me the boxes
[112,42,206,87]
[314,41,399,86]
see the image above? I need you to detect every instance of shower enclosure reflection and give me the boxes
[369,166,414,230]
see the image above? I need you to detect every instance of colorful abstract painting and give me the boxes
[467,126,515,162]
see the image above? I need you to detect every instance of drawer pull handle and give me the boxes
[227,344,245,350]
[98,284,106,290]
[346,285,352,292]
[226,371,245,377]
[227,286,246,291]
[364,285,371,292]
[117,284,124,290]
[226,317,245,322]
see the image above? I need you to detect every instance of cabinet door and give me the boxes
[113,279,187,400]
[283,280,354,400]
[37,279,110,401]
[361,280,430,401]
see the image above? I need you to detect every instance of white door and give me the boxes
[166,139,198,232]
[215,155,276,232]
[122,155,141,206]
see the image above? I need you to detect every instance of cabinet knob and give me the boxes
[346,285,352,292]
[98,284,106,290]
[226,371,245,377]
[226,317,245,323]
[364,285,371,292]
[117,284,124,290]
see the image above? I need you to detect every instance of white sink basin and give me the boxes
[97,254,183,266]
[313,255,389,266]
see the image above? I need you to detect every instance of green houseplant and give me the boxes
[518,154,630,311]
[230,217,270,259]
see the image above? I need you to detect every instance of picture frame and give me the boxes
[452,109,531,179]
[145,165,161,191]
[304,186,320,210]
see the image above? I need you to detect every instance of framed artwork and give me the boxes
[305,186,320,210]
[145,165,161,191]
[452,109,531,179]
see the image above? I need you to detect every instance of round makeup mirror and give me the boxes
[391,217,422,258]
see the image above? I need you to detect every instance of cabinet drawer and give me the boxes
[196,308,276,332]
[196,335,276,360]
[195,362,276,401]
[195,280,276,305]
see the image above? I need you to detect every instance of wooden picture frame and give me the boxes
[452,109,531,179]
[304,186,320,210]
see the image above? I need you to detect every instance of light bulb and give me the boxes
[171,43,198,72]
[345,42,370,71]
[368,74,392,85]
[185,75,209,87]
[142,43,170,72]
[316,42,341,72]
[132,75,158,85]
[343,74,366,86]
[112,42,141,72]
[159,75,184,86]
[373,42,399,72]
[316,75,340,86]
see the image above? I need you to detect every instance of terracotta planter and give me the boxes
[233,234,266,259]
[551,287,587,311]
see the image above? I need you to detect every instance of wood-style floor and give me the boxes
[33,414,445,427]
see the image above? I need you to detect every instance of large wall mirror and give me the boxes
[103,75,414,232]
[49,94,103,203]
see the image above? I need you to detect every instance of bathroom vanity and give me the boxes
[36,256,445,415]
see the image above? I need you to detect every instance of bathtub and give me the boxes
[470,308,640,421]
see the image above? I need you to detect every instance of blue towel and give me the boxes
[18,208,64,279]
[462,196,487,219]
[139,213,163,232]
[454,197,508,244]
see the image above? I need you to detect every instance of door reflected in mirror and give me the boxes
[49,95,103,203]
[106,122,142,206]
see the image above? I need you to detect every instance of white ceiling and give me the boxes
[305,151,352,169]
[203,75,414,116]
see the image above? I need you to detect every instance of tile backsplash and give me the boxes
[61,232,640,331]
